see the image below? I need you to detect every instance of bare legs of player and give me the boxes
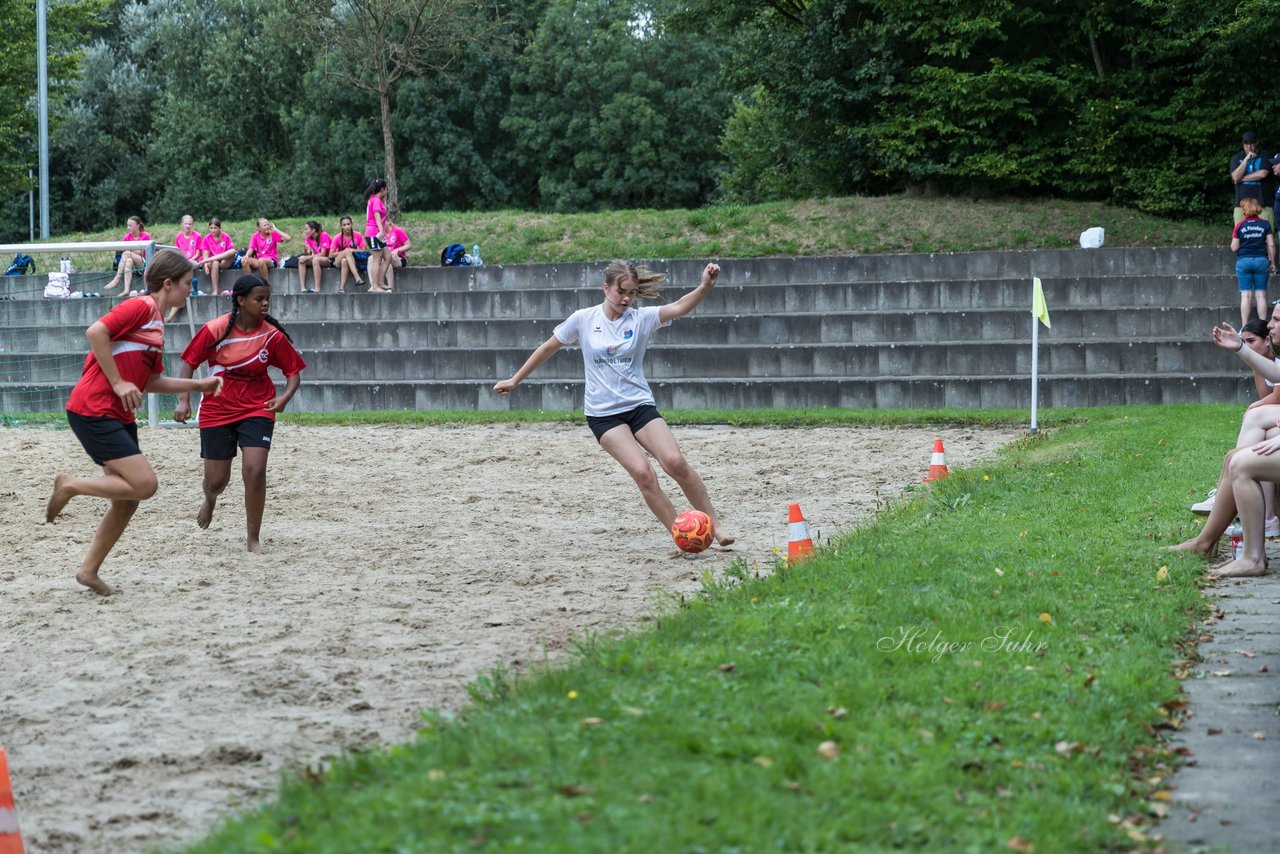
[600,419,735,547]
[197,448,269,552]
[45,454,159,595]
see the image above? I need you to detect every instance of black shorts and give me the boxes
[586,404,663,442]
[67,411,141,466]
[366,236,387,251]
[200,416,275,460]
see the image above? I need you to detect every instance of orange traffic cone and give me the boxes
[923,438,949,482]
[0,747,24,854]
[787,502,814,561]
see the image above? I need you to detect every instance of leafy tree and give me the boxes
[293,0,495,215]
[0,0,107,203]
[503,0,730,211]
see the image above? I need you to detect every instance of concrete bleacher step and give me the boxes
[0,275,1237,329]
[0,246,1257,413]
[283,371,1256,412]
[1,305,1242,353]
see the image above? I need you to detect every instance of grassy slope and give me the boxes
[35,196,1222,271]
[181,404,1228,852]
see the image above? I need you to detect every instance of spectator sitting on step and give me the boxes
[1232,131,1275,228]
[296,220,333,294]
[200,218,236,296]
[382,217,412,289]
[328,216,366,294]
[240,218,291,289]
[1231,196,1276,328]
[174,215,203,293]
[103,215,150,294]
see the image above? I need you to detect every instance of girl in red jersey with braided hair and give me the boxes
[45,249,224,596]
[173,274,306,553]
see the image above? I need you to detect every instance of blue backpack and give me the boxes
[440,243,469,267]
[4,253,34,276]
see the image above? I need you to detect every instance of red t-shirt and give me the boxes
[66,295,165,424]
[180,314,307,428]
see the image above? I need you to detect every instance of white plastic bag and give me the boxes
[44,272,71,299]
[1079,226,1105,249]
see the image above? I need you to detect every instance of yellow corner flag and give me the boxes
[1032,277,1051,328]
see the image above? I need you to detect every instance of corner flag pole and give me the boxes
[1031,276,1051,434]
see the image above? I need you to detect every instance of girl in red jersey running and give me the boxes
[173,274,306,553]
[495,261,734,549]
[45,250,224,596]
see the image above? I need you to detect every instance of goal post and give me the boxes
[0,239,196,426]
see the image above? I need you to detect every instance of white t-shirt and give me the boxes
[554,304,670,417]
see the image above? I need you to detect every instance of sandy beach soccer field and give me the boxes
[0,422,1017,853]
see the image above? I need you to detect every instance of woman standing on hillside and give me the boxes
[173,274,306,553]
[363,179,392,293]
[494,261,734,549]
[104,216,151,294]
[45,250,224,596]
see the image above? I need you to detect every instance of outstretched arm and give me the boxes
[494,335,563,394]
[147,374,223,396]
[659,263,720,324]
[1216,322,1280,382]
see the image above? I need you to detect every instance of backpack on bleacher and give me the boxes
[4,253,34,276]
[440,243,469,267]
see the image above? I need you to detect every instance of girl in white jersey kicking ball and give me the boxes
[495,260,734,548]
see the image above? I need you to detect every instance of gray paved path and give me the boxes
[1161,570,1280,852]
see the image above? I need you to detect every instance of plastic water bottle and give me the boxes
[472,244,483,267]
[1229,520,1243,559]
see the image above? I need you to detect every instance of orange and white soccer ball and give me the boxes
[671,509,713,554]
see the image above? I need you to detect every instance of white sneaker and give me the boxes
[1267,516,1280,538]
[1191,488,1217,516]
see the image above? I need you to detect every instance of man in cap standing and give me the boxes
[1232,131,1275,227]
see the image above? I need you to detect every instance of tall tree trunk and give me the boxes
[379,84,400,217]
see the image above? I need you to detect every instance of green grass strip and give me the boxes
[171,404,1228,849]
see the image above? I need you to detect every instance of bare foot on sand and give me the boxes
[1162,538,1216,558]
[716,532,736,547]
[1210,559,1267,578]
[75,570,118,596]
[196,497,216,529]
[247,538,264,554]
[46,473,73,523]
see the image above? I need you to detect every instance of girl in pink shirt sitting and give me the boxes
[240,218,292,287]
[382,217,412,290]
[200,217,236,295]
[297,220,333,293]
[328,216,366,294]
[104,215,151,294]
[174,215,203,295]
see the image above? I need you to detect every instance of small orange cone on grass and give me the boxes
[787,503,814,562]
[923,438,949,482]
